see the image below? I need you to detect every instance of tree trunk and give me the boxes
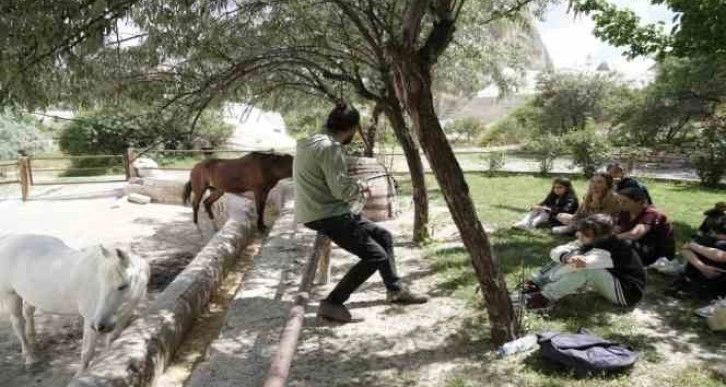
[363,101,381,157]
[382,97,429,244]
[390,55,517,345]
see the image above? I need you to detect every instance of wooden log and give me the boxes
[126,147,138,179]
[316,236,332,284]
[263,232,329,387]
[18,156,30,201]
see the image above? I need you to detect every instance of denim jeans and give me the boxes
[305,213,402,304]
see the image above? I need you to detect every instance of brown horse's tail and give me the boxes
[182,181,192,206]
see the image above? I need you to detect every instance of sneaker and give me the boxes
[650,257,685,275]
[513,221,530,230]
[551,225,573,235]
[386,288,429,304]
[317,300,352,322]
[525,292,551,310]
[695,297,726,318]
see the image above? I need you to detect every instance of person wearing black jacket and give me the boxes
[607,163,653,205]
[667,213,726,300]
[513,177,579,230]
[523,214,646,309]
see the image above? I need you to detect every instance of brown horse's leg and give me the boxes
[191,188,205,225]
[254,187,271,231]
[203,188,224,221]
[190,166,207,225]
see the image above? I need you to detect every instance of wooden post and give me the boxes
[125,147,137,179]
[18,156,30,201]
[316,236,332,284]
[263,233,330,387]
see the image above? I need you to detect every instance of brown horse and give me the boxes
[182,152,293,231]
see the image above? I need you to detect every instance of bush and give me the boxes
[446,118,484,143]
[483,151,506,176]
[59,105,233,175]
[0,109,53,160]
[479,116,527,146]
[524,134,566,174]
[479,100,540,146]
[690,116,726,187]
[563,124,611,178]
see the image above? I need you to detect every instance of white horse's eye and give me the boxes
[118,284,129,291]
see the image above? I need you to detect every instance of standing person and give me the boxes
[553,173,621,235]
[513,177,579,230]
[615,187,676,266]
[606,162,653,205]
[523,214,646,310]
[293,101,428,323]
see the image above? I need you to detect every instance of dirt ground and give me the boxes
[0,183,217,387]
[171,197,723,387]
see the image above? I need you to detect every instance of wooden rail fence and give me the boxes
[1,146,694,201]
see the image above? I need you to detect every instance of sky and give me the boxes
[535,0,675,84]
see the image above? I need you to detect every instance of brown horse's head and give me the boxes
[271,153,294,180]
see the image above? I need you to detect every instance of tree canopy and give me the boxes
[570,0,726,60]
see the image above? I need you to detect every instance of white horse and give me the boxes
[0,234,150,374]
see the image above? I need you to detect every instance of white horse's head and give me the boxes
[89,246,149,334]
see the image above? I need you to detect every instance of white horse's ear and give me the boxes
[100,245,113,258]
[116,249,130,264]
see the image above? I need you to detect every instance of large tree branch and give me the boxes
[400,0,429,49]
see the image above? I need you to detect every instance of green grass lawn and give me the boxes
[399,174,726,386]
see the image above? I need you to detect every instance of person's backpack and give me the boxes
[538,328,639,375]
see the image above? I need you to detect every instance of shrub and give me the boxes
[563,124,611,178]
[483,151,506,175]
[524,134,566,174]
[690,116,726,187]
[446,118,484,143]
[479,101,540,146]
[59,105,233,175]
[0,109,52,160]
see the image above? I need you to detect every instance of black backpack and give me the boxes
[538,328,639,375]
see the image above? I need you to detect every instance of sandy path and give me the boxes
[0,183,216,387]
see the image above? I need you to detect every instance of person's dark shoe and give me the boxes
[317,300,352,322]
[520,280,541,294]
[525,292,551,310]
[386,287,429,304]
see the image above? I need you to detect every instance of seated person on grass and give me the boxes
[615,187,676,266]
[606,162,654,205]
[513,177,579,230]
[668,216,726,300]
[522,213,646,310]
[553,173,621,235]
[699,202,726,235]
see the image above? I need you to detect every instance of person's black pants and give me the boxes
[305,213,402,304]
[627,238,675,266]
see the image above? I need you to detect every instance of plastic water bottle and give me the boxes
[498,334,539,357]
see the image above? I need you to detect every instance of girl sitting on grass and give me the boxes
[553,172,621,235]
[668,216,726,301]
[521,214,646,310]
[513,177,579,230]
[615,186,676,266]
